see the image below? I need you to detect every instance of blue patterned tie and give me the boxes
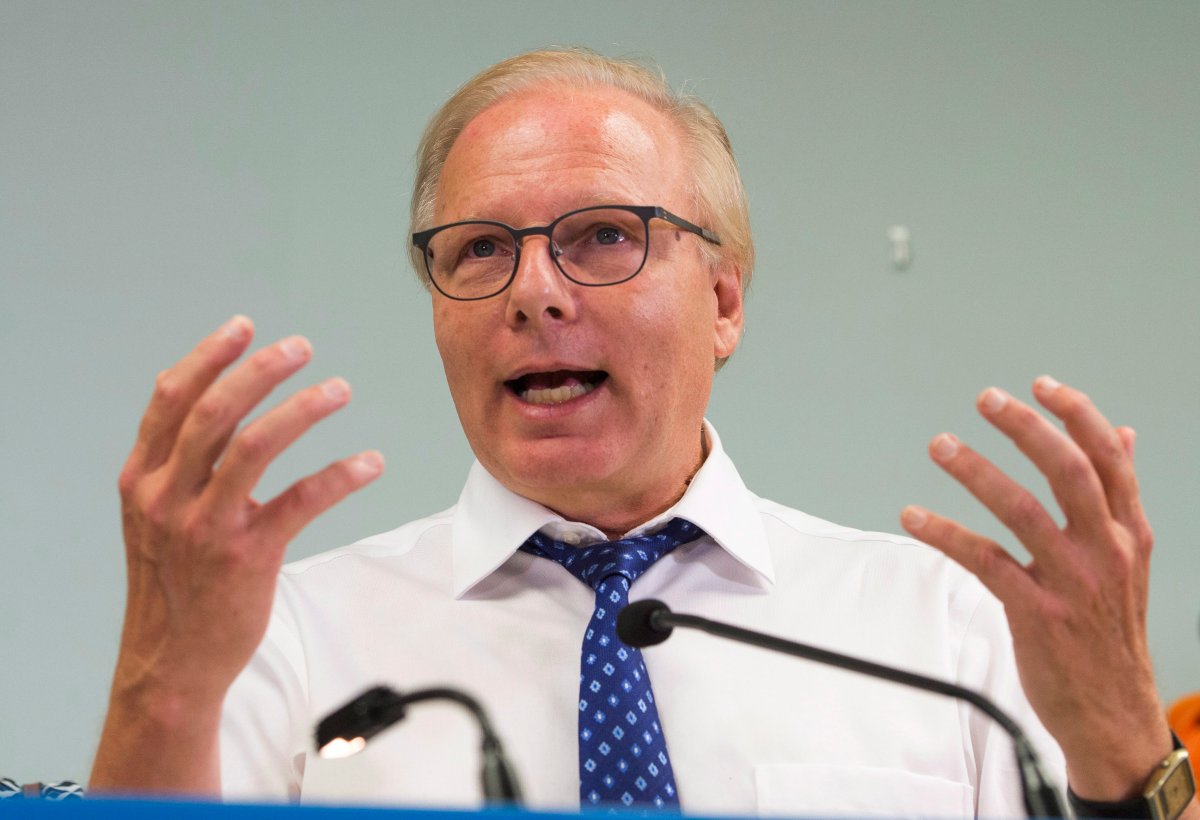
[520,517,705,810]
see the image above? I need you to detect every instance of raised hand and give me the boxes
[92,316,383,793]
[900,376,1179,802]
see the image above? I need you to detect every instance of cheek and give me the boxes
[432,313,454,371]
[647,282,717,358]
[622,299,712,391]
[432,311,477,393]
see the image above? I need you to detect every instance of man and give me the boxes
[90,49,1195,817]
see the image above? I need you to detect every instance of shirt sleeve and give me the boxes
[957,588,1067,816]
[219,596,309,801]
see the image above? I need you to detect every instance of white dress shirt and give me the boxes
[220,423,1064,816]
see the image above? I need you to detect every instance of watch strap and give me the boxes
[1069,787,1153,819]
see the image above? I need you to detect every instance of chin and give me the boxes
[487,438,624,500]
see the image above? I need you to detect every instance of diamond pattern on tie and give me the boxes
[521,518,704,810]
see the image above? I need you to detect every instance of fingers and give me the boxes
[1117,426,1136,461]
[1031,376,1143,525]
[257,451,385,543]
[128,316,254,477]
[166,335,314,492]
[973,384,1115,535]
[925,432,1070,569]
[900,505,1038,607]
[208,377,352,505]
[917,378,1150,575]
[124,319,379,547]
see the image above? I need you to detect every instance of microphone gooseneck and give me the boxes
[617,599,1064,818]
[314,685,523,806]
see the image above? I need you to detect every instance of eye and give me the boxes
[452,229,514,264]
[594,225,625,245]
[468,238,497,258]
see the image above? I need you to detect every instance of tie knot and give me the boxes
[521,518,704,592]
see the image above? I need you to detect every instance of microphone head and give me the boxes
[315,685,407,756]
[617,599,673,647]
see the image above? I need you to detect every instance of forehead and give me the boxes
[435,83,690,224]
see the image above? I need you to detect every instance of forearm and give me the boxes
[89,680,224,796]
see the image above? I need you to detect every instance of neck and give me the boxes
[540,426,710,540]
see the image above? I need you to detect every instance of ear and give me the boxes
[712,261,745,360]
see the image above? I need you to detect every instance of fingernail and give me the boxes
[322,378,350,402]
[351,451,384,478]
[280,336,311,362]
[1121,426,1138,454]
[901,506,928,530]
[1036,374,1061,392]
[221,315,251,341]
[932,433,959,461]
[980,387,1008,413]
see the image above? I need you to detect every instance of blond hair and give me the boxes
[409,47,754,296]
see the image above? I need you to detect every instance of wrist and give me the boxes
[107,662,227,734]
[1066,721,1175,801]
[1068,732,1195,820]
[91,671,226,795]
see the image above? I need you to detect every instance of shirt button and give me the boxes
[562,532,583,545]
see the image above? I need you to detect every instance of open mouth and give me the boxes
[505,370,608,405]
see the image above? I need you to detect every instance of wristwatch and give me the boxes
[1069,733,1195,820]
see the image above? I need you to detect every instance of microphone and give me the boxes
[315,685,523,805]
[618,600,1064,818]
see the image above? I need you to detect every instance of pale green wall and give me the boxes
[2,0,1197,784]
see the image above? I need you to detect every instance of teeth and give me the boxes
[521,381,597,405]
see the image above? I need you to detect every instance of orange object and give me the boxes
[1167,692,1200,780]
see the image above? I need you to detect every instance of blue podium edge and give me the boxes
[0,798,680,819]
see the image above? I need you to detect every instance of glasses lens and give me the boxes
[552,208,648,285]
[424,222,517,299]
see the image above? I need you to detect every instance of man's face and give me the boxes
[431,83,743,534]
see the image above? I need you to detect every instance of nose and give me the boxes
[504,234,578,327]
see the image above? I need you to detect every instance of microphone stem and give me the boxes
[657,611,1064,817]
[663,612,1016,735]
[394,688,523,805]
[396,688,496,736]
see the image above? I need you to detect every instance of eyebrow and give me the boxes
[451,196,648,228]
[450,193,640,226]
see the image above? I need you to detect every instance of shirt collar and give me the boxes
[450,421,775,598]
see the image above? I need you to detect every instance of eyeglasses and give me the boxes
[411,204,721,301]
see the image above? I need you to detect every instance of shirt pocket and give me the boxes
[754,763,974,818]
